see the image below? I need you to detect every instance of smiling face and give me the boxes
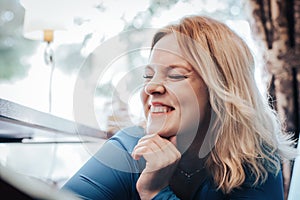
[141,34,211,148]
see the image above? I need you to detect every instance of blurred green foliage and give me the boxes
[0,0,38,82]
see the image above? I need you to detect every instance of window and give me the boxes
[0,0,263,188]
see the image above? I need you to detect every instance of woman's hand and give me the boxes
[132,134,181,200]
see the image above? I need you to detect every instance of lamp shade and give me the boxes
[20,0,73,42]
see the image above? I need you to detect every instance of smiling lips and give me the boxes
[147,102,176,142]
[149,102,175,114]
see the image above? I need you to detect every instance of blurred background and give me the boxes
[0,0,285,190]
[0,0,262,126]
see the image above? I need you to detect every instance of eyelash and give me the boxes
[142,75,153,79]
[142,74,188,79]
[168,75,188,79]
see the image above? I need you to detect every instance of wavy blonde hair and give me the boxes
[151,15,297,193]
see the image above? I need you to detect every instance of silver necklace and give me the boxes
[178,167,203,179]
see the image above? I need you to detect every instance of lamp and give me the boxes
[20,0,73,113]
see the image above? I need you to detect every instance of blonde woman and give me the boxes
[62,15,297,200]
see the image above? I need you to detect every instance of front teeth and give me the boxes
[151,106,171,113]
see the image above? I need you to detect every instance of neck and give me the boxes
[178,144,206,171]
[177,115,211,171]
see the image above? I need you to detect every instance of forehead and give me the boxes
[150,34,192,69]
[152,34,181,56]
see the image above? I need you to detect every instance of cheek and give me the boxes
[171,83,208,122]
[180,97,201,120]
[140,88,148,110]
[169,84,201,117]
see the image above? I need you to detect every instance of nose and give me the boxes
[144,80,166,95]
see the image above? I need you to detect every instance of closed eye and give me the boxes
[168,75,188,79]
[143,74,153,79]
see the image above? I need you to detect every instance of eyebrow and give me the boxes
[146,63,193,71]
[168,64,192,71]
